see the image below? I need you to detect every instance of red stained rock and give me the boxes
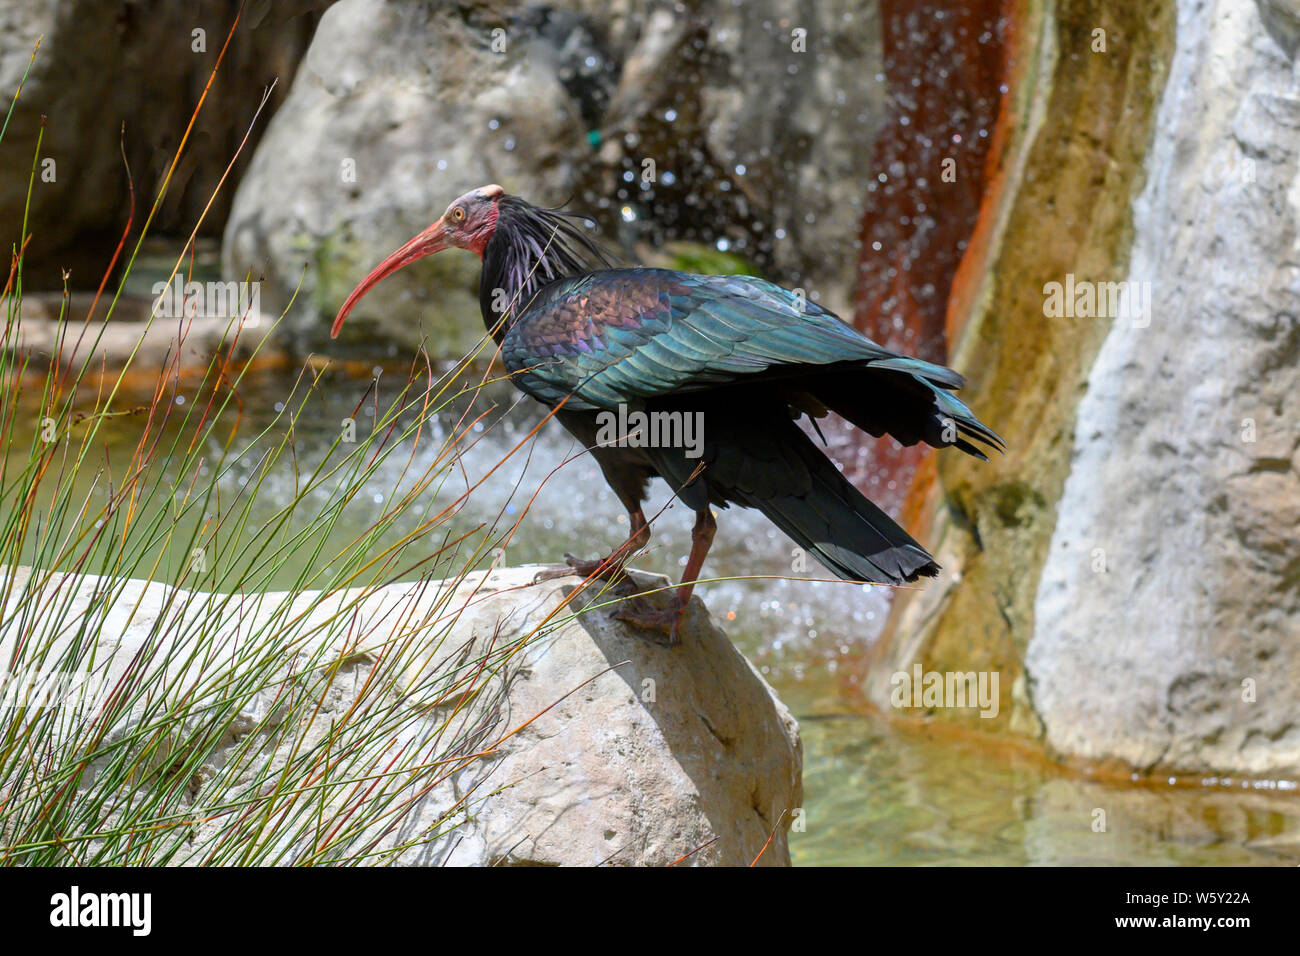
[843,0,1013,513]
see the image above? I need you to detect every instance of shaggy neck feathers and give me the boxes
[479,197,607,341]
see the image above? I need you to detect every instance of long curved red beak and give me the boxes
[330,218,451,338]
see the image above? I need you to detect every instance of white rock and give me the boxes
[1030,0,1300,776]
[0,565,801,866]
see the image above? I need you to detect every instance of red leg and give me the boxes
[535,508,650,583]
[615,509,716,646]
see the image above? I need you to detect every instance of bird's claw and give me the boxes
[533,554,594,582]
[532,563,577,584]
[612,596,683,647]
[533,552,631,587]
[566,553,619,579]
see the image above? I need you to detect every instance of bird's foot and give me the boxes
[566,552,626,580]
[612,595,683,647]
[533,552,631,587]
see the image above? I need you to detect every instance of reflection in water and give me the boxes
[795,715,1300,866]
[8,363,1298,866]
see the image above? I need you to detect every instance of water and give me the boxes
[7,358,1299,866]
[793,716,1300,866]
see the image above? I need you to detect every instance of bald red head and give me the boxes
[330,184,505,338]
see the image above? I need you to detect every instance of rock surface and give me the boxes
[1029,0,1300,776]
[6,292,246,369]
[577,0,885,309]
[0,564,802,866]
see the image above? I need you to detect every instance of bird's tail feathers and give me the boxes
[745,440,940,586]
[817,367,1005,461]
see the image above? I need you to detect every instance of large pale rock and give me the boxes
[1029,0,1300,776]
[1259,0,1300,54]
[422,570,803,866]
[0,565,801,866]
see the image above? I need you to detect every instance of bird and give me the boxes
[330,184,1003,644]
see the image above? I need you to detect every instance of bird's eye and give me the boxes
[451,207,466,223]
